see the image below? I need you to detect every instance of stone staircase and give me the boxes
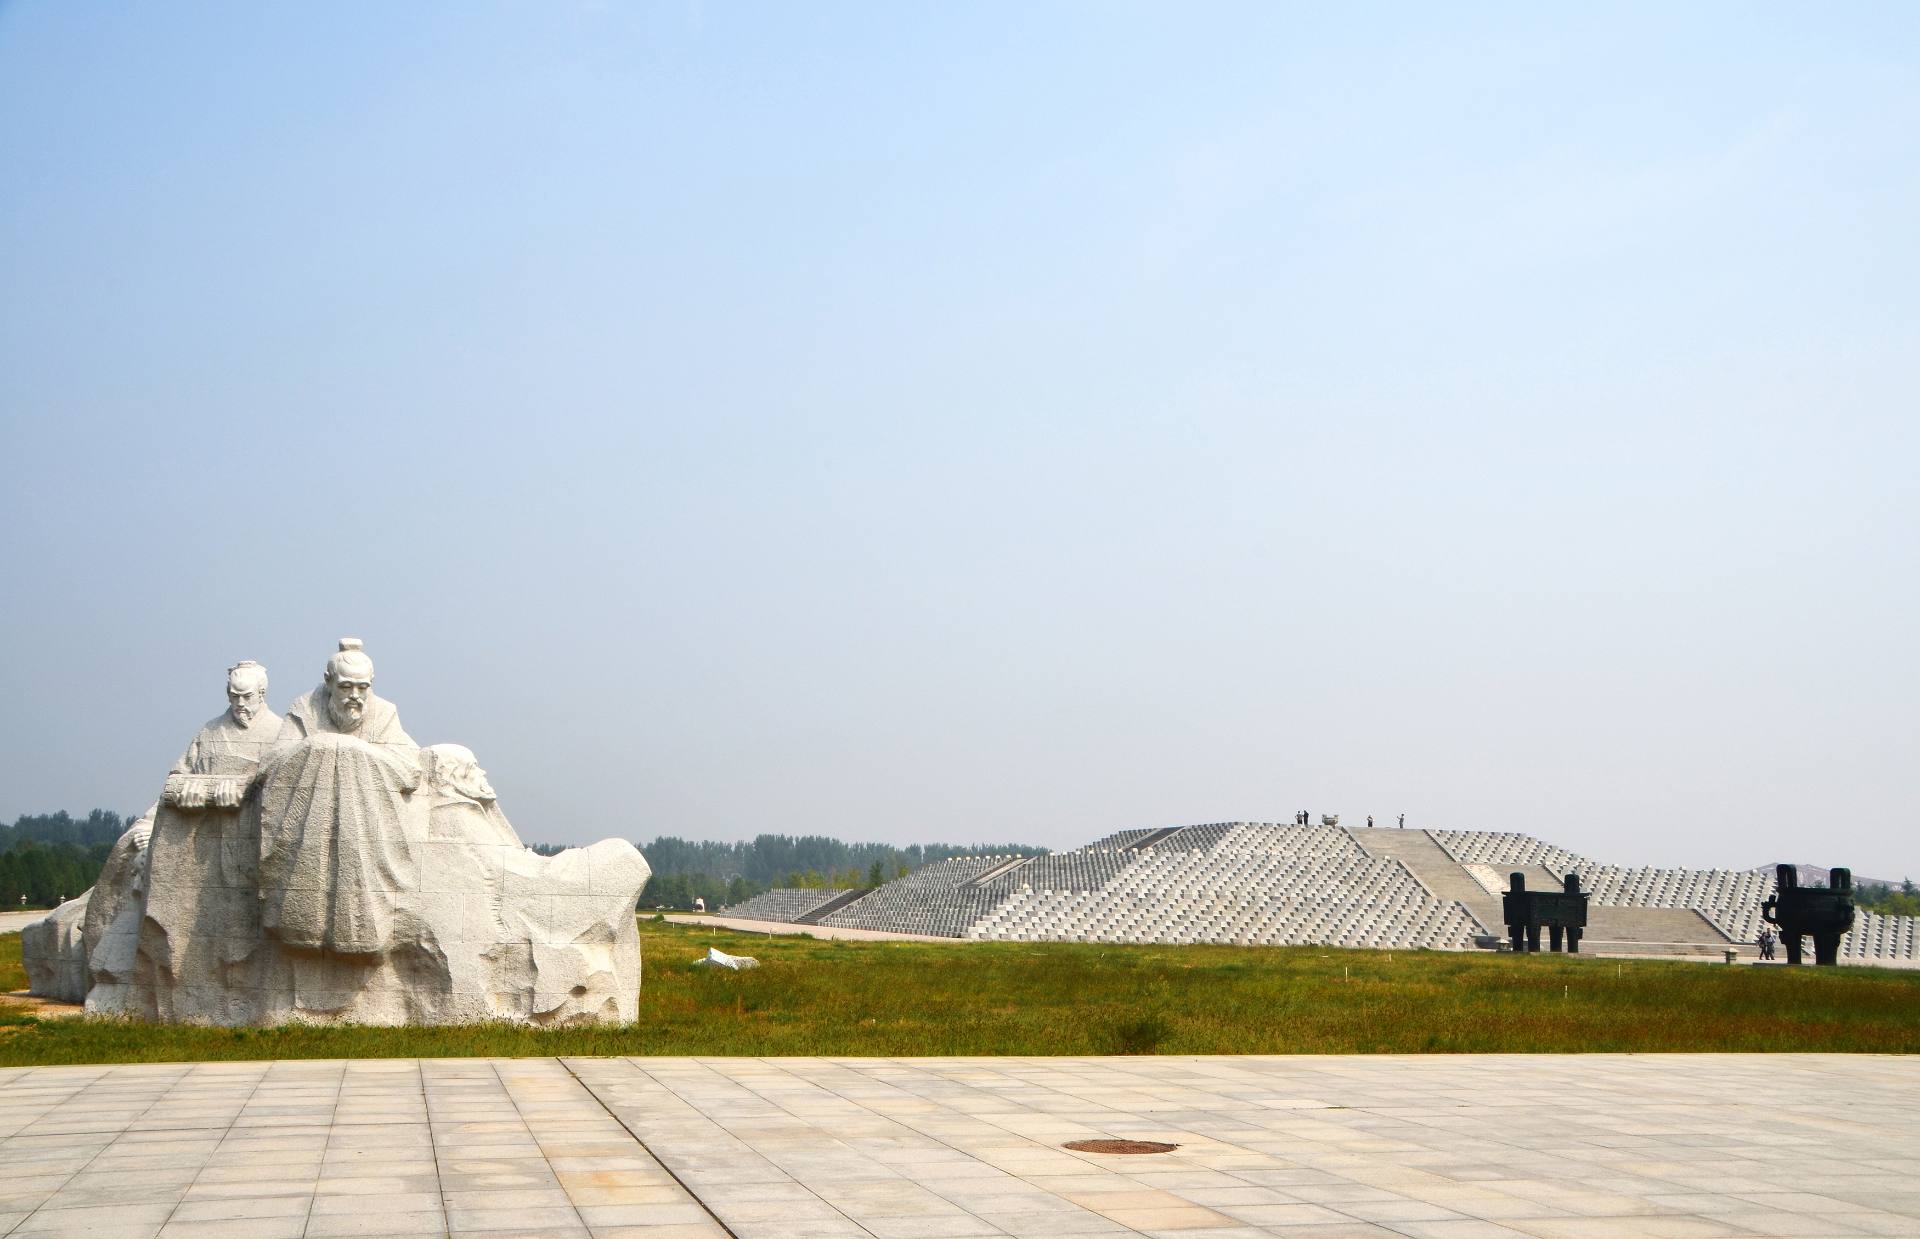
[1348,828,1500,933]
[793,888,875,924]
[1352,829,1750,958]
[1583,906,1745,958]
[1512,863,1570,890]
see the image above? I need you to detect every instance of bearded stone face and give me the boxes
[427,745,497,803]
[326,674,371,731]
[446,757,496,803]
[227,673,268,727]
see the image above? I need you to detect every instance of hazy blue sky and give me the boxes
[3,3,1915,875]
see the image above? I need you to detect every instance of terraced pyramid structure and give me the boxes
[722,822,1920,962]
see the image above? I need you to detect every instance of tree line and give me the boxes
[634,833,1044,911]
[3,814,1046,916]
[1856,879,1920,918]
[1,810,132,853]
[1,811,134,910]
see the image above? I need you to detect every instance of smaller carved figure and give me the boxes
[23,812,155,1004]
[165,660,282,810]
[136,663,283,1021]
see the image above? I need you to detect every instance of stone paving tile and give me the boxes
[167,1196,311,1223]
[303,1212,448,1237]
[3,1054,1919,1237]
[10,1200,178,1232]
[156,1219,308,1239]
[973,1212,1130,1235]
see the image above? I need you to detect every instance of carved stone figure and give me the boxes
[23,812,154,1005]
[258,639,424,956]
[79,807,154,1008]
[418,743,648,1023]
[166,660,282,808]
[135,661,283,1021]
[32,638,652,1026]
[20,895,89,1002]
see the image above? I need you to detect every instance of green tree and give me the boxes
[1856,881,1920,917]
[0,839,111,909]
[617,833,1044,890]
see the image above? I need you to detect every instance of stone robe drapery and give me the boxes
[82,811,152,1007]
[158,707,281,892]
[172,709,284,780]
[21,895,89,1002]
[128,710,283,1021]
[421,784,649,1024]
[259,689,423,955]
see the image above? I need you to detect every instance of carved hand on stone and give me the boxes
[175,776,206,809]
[213,779,242,809]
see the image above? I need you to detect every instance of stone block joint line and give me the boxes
[556,1055,741,1239]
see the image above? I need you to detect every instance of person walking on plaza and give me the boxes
[1398,813,1405,829]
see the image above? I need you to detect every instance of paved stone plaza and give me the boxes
[1,1054,1915,1238]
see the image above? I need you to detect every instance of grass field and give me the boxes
[4,918,1918,1067]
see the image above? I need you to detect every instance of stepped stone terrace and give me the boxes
[724,822,1920,963]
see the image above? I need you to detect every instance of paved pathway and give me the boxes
[1,1054,1915,1238]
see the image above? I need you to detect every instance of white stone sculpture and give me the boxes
[138,660,282,1022]
[19,810,153,1005]
[258,640,424,958]
[25,640,652,1026]
[20,895,88,1002]
[409,742,648,1023]
[80,807,155,1008]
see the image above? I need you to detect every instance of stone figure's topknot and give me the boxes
[226,660,267,689]
[326,637,373,681]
